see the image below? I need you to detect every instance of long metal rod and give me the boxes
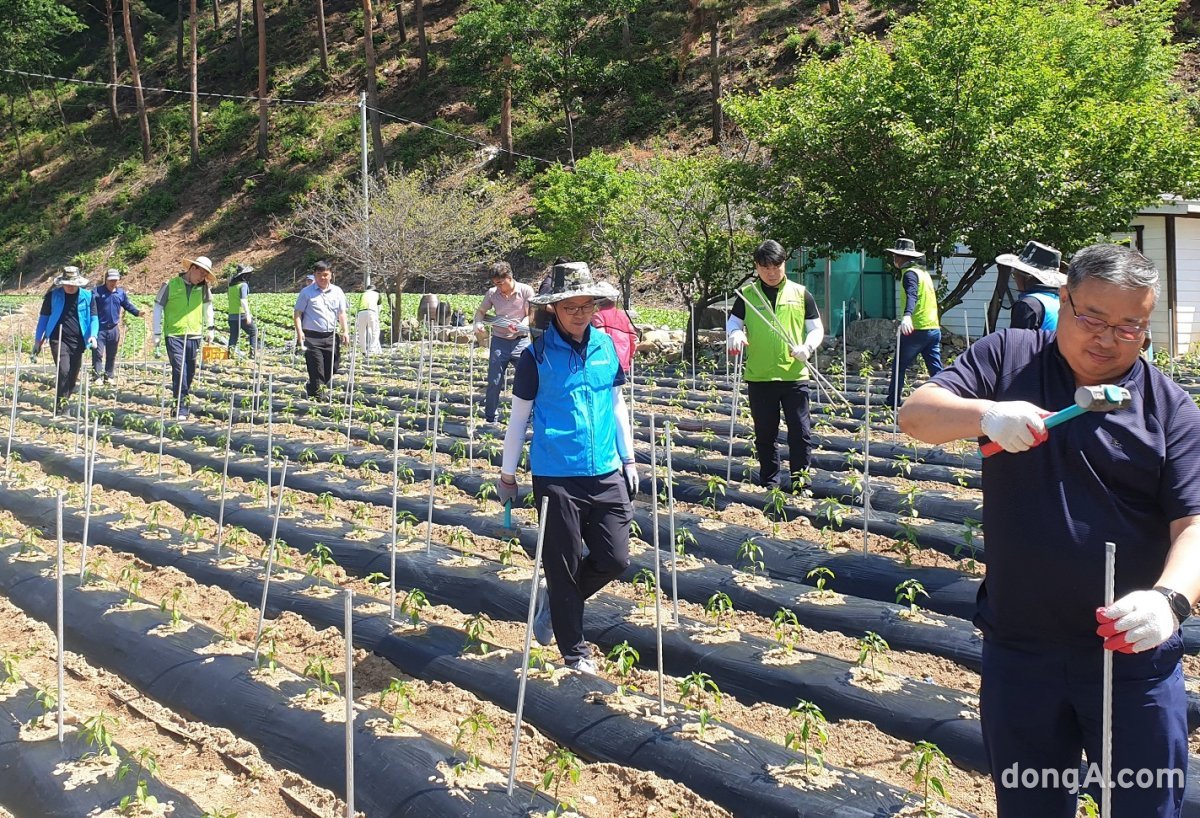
[725,355,742,483]
[157,361,168,477]
[215,392,236,558]
[265,375,274,509]
[253,458,290,662]
[862,376,871,554]
[506,494,550,796]
[891,328,902,434]
[343,587,356,818]
[1101,541,1116,818]
[425,391,440,555]
[842,301,848,395]
[343,337,359,450]
[78,417,99,581]
[466,342,475,473]
[389,413,400,621]
[4,352,20,479]
[649,412,665,716]
[56,491,65,743]
[664,422,679,622]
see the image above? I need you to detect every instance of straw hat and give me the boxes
[182,255,217,285]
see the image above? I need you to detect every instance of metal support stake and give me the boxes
[78,418,99,581]
[725,355,743,483]
[55,491,65,744]
[343,588,356,818]
[664,422,679,622]
[1102,541,1116,818]
[506,494,551,795]
[891,328,902,436]
[389,413,400,621]
[425,391,440,555]
[862,376,871,554]
[215,393,236,558]
[265,375,274,510]
[157,362,168,478]
[649,412,665,717]
[4,353,20,479]
[253,458,290,662]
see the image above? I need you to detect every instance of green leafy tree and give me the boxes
[725,0,1199,319]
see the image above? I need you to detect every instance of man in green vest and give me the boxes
[885,238,943,412]
[152,255,216,420]
[726,240,825,489]
[226,264,257,359]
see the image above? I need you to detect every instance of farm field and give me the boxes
[3,333,1200,818]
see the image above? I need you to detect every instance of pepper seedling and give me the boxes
[540,747,583,817]
[900,740,951,818]
[785,699,828,775]
[856,631,890,680]
[895,579,929,615]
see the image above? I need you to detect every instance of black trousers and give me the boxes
[533,471,632,664]
[91,326,121,378]
[303,331,341,397]
[747,380,812,488]
[228,314,257,356]
[49,339,84,406]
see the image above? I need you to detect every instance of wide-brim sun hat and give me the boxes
[885,238,924,259]
[530,262,618,305]
[996,241,1065,288]
[182,255,217,285]
[54,266,90,287]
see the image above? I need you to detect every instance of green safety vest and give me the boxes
[906,265,940,330]
[740,279,807,382]
[164,276,205,337]
[227,283,245,315]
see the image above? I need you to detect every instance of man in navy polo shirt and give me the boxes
[899,244,1200,817]
[91,268,142,383]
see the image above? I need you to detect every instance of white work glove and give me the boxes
[623,463,639,498]
[727,329,748,355]
[1096,591,1179,653]
[151,334,161,348]
[497,476,518,506]
[789,343,811,361]
[899,315,914,336]
[86,337,97,350]
[206,329,215,343]
[980,401,1049,453]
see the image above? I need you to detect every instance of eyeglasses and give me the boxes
[1065,292,1147,343]
[556,302,597,316]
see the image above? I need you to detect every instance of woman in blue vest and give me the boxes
[999,241,1064,331]
[33,266,98,414]
[497,263,638,675]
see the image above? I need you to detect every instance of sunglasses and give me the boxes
[1065,292,1147,343]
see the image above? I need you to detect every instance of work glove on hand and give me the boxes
[899,315,914,336]
[497,476,518,506]
[623,463,640,498]
[206,329,216,344]
[789,343,811,362]
[980,401,1050,453]
[1096,591,1179,653]
[29,346,39,364]
[727,329,748,355]
[86,337,97,350]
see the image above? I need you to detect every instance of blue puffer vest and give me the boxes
[35,287,98,345]
[529,322,621,478]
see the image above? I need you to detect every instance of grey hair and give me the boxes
[1066,243,1159,301]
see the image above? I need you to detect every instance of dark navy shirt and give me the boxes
[92,285,141,329]
[513,324,626,400]
[931,329,1200,647]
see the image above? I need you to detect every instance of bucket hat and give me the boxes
[885,238,924,259]
[996,241,1065,288]
[55,266,90,287]
[529,262,618,305]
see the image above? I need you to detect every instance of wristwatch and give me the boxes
[1153,586,1192,623]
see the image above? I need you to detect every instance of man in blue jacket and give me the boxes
[497,262,638,674]
[91,268,142,383]
[34,266,98,414]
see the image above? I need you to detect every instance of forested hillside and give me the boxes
[2,0,1199,305]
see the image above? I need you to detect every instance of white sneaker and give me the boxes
[533,581,553,646]
[568,657,597,676]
